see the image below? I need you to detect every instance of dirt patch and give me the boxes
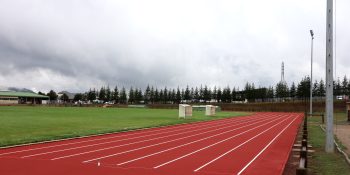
[334,124,350,155]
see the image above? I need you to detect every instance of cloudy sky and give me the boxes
[0,0,349,93]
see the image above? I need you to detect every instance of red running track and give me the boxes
[0,112,302,175]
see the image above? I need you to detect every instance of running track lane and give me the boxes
[0,112,302,175]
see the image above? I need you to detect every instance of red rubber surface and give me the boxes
[0,112,302,175]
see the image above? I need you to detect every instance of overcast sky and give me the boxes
[0,0,349,93]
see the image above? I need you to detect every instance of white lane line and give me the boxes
[153,115,287,169]
[237,114,300,175]
[193,115,296,172]
[1,114,251,156]
[81,115,280,163]
[23,115,258,159]
[51,115,270,161]
[118,115,283,166]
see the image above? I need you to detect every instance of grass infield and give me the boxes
[0,106,249,147]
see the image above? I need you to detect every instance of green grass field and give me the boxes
[0,106,249,147]
[308,113,350,175]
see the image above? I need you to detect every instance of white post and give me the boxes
[310,30,314,116]
[325,0,334,153]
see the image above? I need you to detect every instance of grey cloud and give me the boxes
[0,0,349,92]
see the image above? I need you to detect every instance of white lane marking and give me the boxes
[81,115,280,163]
[1,114,253,156]
[118,115,284,166]
[193,115,296,172]
[22,116,260,158]
[51,115,272,161]
[237,114,300,175]
[153,115,287,169]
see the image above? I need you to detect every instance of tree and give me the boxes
[163,87,168,103]
[318,79,326,97]
[106,86,111,102]
[154,88,160,103]
[113,86,119,104]
[184,85,191,101]
[132,88,142,103]
[267,86,274,100]
[296,76,310,100]
[170,89,176,103]
[144,85,151,104]
[73,93,83,102]
[231,87,237,101]
[212,86,217,102]
[128,87,135,104]
[290,82,296,100]
[312,80,319,96]
[194,87,200,102]
[120,87,127,104]
[38,91,45,96]
[190,87,194,101]
[60,93,69,102]
[199,85,204,101]
[275,82,289,101]
[176,87,181,104]
[342,76,348,95]
[347,82,350,96]
[216,88,222,103]
[87,89,97,102]
[203,85,211,102]
[99,87,106,102]
[334,79,342,96]
[47,90,58,101]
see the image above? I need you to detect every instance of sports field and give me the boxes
[0,106,247,147]
[0,112,302,175]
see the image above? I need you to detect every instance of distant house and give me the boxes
[0,91,49,104]
[58,91,76,103]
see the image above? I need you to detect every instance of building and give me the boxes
[0,91,49,105]
[57,91,76,103]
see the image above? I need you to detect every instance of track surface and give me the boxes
[0,112,302,175]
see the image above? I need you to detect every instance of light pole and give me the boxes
[325,0,334,153]
[310,30,314,116]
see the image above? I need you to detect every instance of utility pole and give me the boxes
[325,0,334,153]
[310,30,314,116]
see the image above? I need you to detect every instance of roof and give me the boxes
[0,91,49,98]
[58,91,76,100]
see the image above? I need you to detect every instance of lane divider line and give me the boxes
[22,115,263,158]
[193,115,296,172]
[237,115,300,175]
[153,115,289,169]
[82,115,282,163]
[51,115,275,161]
[0,114,260,156]
[117,115,283,166]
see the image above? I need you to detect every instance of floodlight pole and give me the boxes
[310,30,314,116]
[325,0,334,153]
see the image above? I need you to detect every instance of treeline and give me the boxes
[43,75,350,104]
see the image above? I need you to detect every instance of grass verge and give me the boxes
[0,106,249,147]
[308,113,350,175]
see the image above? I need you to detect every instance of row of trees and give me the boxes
[43,75,350,104]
